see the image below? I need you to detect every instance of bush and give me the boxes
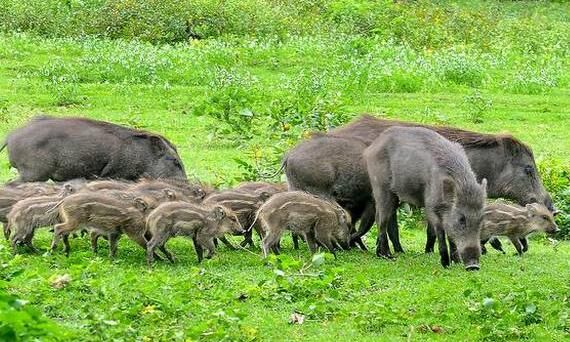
[0,289,69,340]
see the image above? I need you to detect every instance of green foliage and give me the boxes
[0,1,569,340]
[538,157,570,238]
[463,89,492,124]
[0,287,68,341]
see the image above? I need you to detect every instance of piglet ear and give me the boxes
[63,183,74,193]
[525,203,537,217]
[208,206,226,221]
[259,191,272,201]
[163,188,176,200]
[134,198,148,212]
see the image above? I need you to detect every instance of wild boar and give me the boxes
[331,115,555,253]
[8,183,81,253]
[364,126,486,270]
[1,182,76,240]
[145,202,243,264]
[254,191,351,257]
[203,190,272,248]
[49,192,156,259]
[1,116,186,182]
[481,202,558,255]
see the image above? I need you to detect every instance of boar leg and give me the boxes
[147,233,172,265]
[159,246,176,263]
[314,228,337,258]
[261,232,281,257]
[489,237,505,254]
[449,239,460,263]
[350,202,376,250]
[196,233,216,259]
[373,190,397,259]
[520,237,529,253]
[387,209,404,254]
[435,225,450,268]
[192,236,204,263]
[3,222,11,241]
[90,232,100,254]
[218,236,236,250]
[292,233,300,250]
[240,229,254,248]
[425,224,436,253]
[304,232,319,254]
[108,233,121,259]
[508,236,524,256]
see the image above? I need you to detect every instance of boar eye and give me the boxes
[459,215,466,226]
[524,165,534,176]
[542,215,549,221]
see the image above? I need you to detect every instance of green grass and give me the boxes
[1,0,570,340]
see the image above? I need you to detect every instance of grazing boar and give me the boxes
[255,191,351,257]
[49,192,156,258]
[2,116,186,182]
[364,126,486,270]
[145,202,243,264]
[8,183,81,252]
[481,202,558,255]
[203,190,272,248]
[330,115,555,253]
[284,134,371,250]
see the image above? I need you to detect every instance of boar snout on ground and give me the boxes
[364,126,486,270]
[4,116,186,182]
[481,202,558,256]
[50,192,154,259]
[145,202,243,265]
[255,191,351,258]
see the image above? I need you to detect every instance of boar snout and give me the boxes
[548,224,560,234]
[460,245,481,271]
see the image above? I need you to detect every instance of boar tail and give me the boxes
[259,157,287,180]
[0,141,6,153]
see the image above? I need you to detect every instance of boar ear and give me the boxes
[526,203,538,217]
[442,178,456,203]
[63,183,74,193]
[209,206,226,220]
[134,198,148,212]
[259,191,272,201]
[163,188,176,200]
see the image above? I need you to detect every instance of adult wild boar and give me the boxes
[334,115,554,253]
[285,115,554,253]
[1,116,186,182]
[365,126,486,270]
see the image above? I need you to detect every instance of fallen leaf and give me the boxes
[289,312,305,325]
[50,274,72,289]
[431,325,444,334]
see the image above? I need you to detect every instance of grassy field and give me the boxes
[1,1,570,341]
